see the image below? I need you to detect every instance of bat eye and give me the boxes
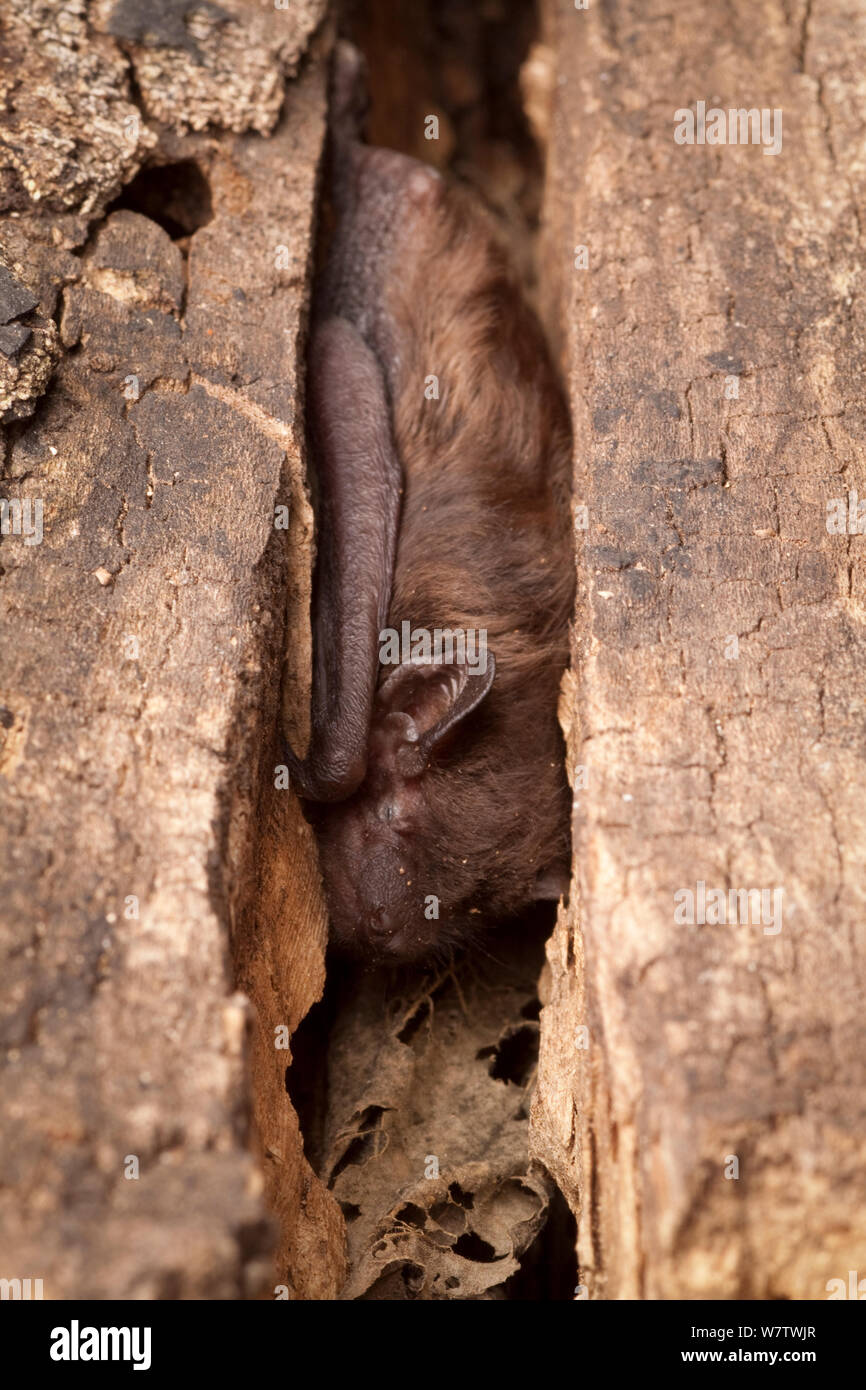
[378,802,396,823]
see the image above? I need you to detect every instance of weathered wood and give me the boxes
[0,0,344,1299]
[8,0,863,1304]
[531,0,866,1299]
[314,924,557,1301]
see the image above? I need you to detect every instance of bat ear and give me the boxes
[376,654,496,770]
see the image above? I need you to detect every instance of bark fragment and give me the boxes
[0,14,342,1298]
[531,0,866,1300]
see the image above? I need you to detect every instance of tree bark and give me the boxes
[0,0,345,1299]
[4,0,864,1304]
[531,0,866,1299]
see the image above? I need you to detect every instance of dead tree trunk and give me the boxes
[0,0,344,1299]
[3,0,864,1303]
[530,0,866,1299]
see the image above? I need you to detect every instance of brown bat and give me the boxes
[285,42,573,965]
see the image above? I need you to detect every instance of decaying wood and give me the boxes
[4,0,864,1305]
[531,0,866,1299]
[313,922,556,1300]
[0,0,345,1299]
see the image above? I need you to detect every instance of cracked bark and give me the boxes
[4,0,864,1304]
[531,0,866,1299]
[0,1,344,1299]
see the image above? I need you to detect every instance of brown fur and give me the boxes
[386,183,573,922]
[289,44,573,964]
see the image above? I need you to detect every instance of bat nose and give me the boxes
[366,904,397,943]
[365,906,426,963]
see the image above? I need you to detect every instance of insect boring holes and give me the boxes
[108,159,214,243]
